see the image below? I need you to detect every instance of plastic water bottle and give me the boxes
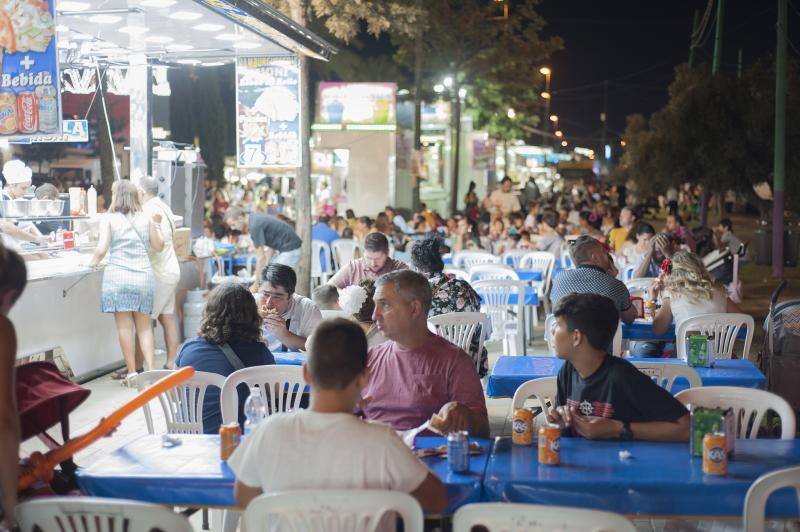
[243,385,266,436]
[87,185,97,217]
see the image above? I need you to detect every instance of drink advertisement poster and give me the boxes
[317,82,396,125]
[236,56,300,168]
[0,0,61,140]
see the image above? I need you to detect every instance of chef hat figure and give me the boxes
[2,160,32,185]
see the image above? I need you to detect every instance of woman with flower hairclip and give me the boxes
[307,279,386,350]
[649,251,741,338]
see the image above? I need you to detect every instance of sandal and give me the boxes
[111,367,143,380]
[120,372,139,387]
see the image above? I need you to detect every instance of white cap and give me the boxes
[2,160,32,185]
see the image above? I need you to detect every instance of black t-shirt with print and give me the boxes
[556,355,688,423]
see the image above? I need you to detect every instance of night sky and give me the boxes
[536,0,787,149]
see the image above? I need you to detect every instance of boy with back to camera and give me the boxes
[229,318,447,513]
[548,293,690,442]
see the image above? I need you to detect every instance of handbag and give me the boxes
[219,343,245,371]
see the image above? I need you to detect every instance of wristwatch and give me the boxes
[619,421,634,441]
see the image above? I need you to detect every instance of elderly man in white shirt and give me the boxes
[139,176,181,368]
[256,263,322,352]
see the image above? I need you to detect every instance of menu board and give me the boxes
[317,82,396,125]
[236,56,301,168]
[0,0,61,139]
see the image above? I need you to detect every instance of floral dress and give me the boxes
[428,273,489,377]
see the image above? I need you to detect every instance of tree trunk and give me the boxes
[289,0,312,297]
[411,0,423,212]
[450,85,461,215]
[94,76,116,204]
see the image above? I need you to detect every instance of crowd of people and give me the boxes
[0,169,759,530]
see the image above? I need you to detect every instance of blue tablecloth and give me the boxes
[514,270,542,282]
[483,436,800,517]
[75,434,490,515]
[622,319,749,342]
[272,351,307,366]
[485,356,766,397]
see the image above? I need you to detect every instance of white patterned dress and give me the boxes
[100,212,155,314]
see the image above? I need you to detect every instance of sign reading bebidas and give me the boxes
[0,0,61,139]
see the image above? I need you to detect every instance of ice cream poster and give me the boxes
[0,0,61,139]
[236,55,301,168]
[317,82,396,125]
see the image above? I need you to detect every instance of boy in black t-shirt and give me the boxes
[548,293,690,442]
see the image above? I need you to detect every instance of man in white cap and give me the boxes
[1,160,32,201]
[0,160,45,246]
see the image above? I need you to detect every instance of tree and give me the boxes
[622,59,800,216]
[392,0,562,211]
[195,68,228,186]
[267,0,421,296]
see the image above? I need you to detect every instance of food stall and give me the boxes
[7,0,336,380]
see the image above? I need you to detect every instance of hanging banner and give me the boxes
[472,138,497,171]
[236,55,301,168]
[0,0,61,140]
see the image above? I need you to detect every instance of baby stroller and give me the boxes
[15,361,91,495]
[760,280,800,416]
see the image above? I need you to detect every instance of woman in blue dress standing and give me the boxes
[88,180,165,386]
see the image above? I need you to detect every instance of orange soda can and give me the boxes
[703,432,727,475]
[538,424,561,465]
[220,422,241,460]
[512,408,534,445]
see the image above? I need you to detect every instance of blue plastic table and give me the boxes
[75,434,490,515]
[485,355,766,398]
[483,436,800,518]
[622,319,749,342]
[272,351,307,366]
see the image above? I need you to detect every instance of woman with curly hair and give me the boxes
[176,282,275,433]
[650,251,741,337]
[410,236,488,376]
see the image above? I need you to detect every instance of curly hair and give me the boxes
[198,282,262,345]
[410,236,444,275]
[665,251,718,301]
[353,278,377,323]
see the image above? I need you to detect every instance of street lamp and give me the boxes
[539,66,551,76]
[458,87,467,99]
[620,140,627,147]
[434,83,445,93]
[443,76,453,88]
[539,67,552,147]
[549,114,558,122]
[555,130,563,138]
[561,140,568,147]
[507,108,516,119]
[541,91,551,99]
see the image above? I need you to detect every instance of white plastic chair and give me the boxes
[502,249,529,269]
[452,503,636,532]
[311,239,333,287]
[331,239,364,270]
[676,312,755,361]
[468,264,519,283]
[443,267,470,282]
[630,361,702,392]
[453,250,501,270]
[520,251,556,288]
[428,312,489,372]
[624,277,657,297]
[473,279,526,356]
[136,370,225,435]
[18,497,194,532]
[220,365,306,424]
[560,243,574,268]
[544,314,557,353]
[675,386,796,439]
[511,376,558,420]
[744,466,800,532]
[243,490,424,532]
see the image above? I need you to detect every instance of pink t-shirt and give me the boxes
[362,335,488,431]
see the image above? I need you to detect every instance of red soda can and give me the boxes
[17,91,39,134]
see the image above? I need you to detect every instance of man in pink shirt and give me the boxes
[329,233,407,289]
[362,270,490,437]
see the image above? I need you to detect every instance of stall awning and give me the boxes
[56,0,338,67]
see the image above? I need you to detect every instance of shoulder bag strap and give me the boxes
[122,213,149,254]
[219,342,246,371]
